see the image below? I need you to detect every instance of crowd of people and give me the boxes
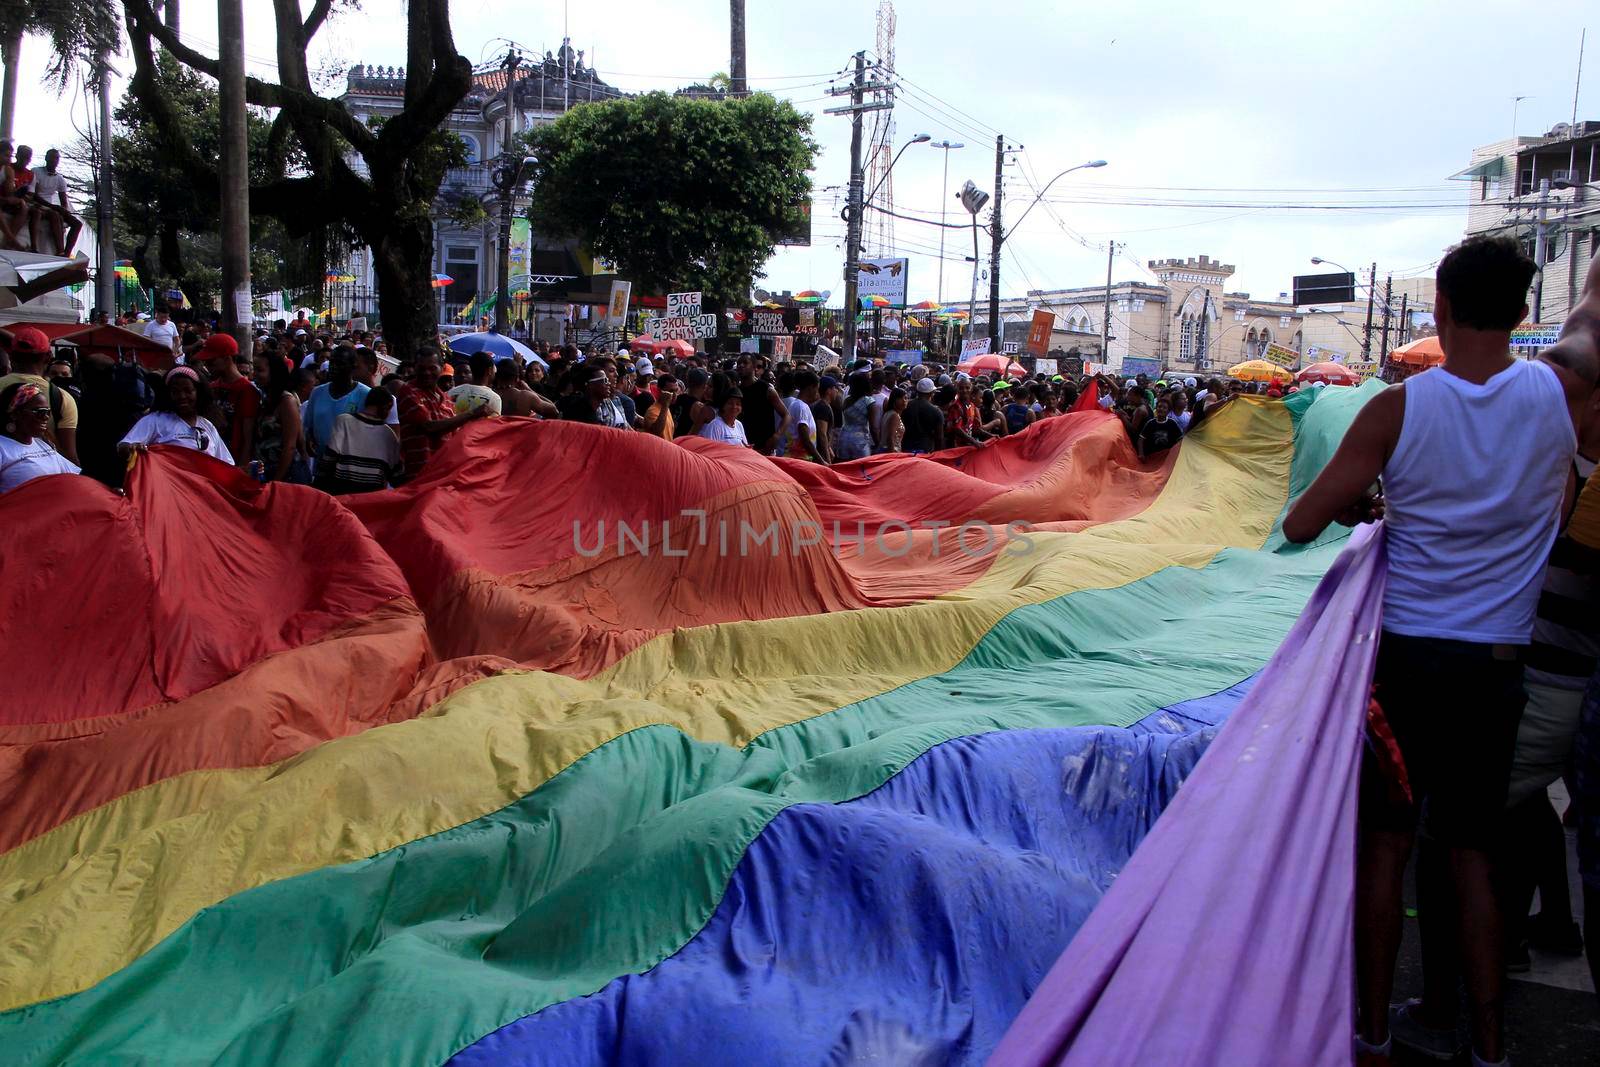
[0,304,1303,498]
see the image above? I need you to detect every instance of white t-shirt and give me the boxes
[777,396,816,456]
[1174,411,1192,431]
[0,435,79,492]
[31,168,69,207]
[448,383,502,416]
[144,319,180,352]
[120,412,235,464]
[699,417,749,447]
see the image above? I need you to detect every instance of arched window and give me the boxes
[456,133,481,164]
[1179,315,1196,363]
[1243,327,1257,358]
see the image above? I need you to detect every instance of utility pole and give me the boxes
[1379,273,1393,357]
[729,1,748,97]
[1361,262,1376,360]
[1531,177,1552,323]
[826,52,885,360]
[94,50,116,318]
[988,134,1004,354]
[1197,289,1211,371]
[218,0,251,349]
[1100,240,1119,365]
[1396,293,1409,348]
[494,49,521,334]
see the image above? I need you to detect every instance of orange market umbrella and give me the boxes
[1388,336,1443,367]
[1227,359,1294,383]
[1296,361,1362,386]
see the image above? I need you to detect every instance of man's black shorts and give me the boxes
[1359,630,1527,849]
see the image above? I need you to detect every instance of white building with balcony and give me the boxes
[335,43,624,336]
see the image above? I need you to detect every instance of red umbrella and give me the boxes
[630,337,696,358]
[1296,361,1362,386]
[1388,336,1443,367]
[957,354,1027,379]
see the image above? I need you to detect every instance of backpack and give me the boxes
[109,359,156,424]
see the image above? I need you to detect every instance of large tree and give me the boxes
[119,0,472,351]
[83,51,335,310]
[525,91,815,307]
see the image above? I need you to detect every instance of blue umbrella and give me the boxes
[446,330,547,367]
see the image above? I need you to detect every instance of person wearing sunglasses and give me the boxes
[0,381,80,492]
[117,366,234,464]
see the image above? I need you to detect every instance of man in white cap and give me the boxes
[635,357,659,401]
[902,376,945,453]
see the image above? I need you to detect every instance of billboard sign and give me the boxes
[1292,272,1356,306]
[857,258,909,307]
[1510,324,1561,347]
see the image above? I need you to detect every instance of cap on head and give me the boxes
[915,377,937,394]
[8,326,50,355]
[200,333,239,361]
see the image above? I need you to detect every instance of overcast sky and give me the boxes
[11,0,1594,304]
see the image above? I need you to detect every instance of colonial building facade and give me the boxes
[981,255,1308,375]
[336,43,623,335]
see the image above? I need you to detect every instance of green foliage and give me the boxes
[100,53,343,304]
[1,0,120,91]
[524,91,816,304]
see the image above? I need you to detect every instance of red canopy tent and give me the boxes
[53,324,173,368]
[956,353,1027,379]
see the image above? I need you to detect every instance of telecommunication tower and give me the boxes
[865,0,896,257]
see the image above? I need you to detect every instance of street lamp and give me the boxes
[927,139,964,304]
[958,180,991,334]
[1003,159,1107,241]
[844,132,929,358]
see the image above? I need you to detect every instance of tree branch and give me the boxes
[123,0,377,154]
[374,0,471,164]
[302,0,336,39]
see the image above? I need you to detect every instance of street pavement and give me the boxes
[1392,784,1598,1066]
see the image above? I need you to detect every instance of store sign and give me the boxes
[1304,344,1346,364]
[1033,357,1058,375]
[857,258,909,307]
[1120,356,1161,378]
[1262,342,1300,369]
[1344,360,1380,378]
[772,335,794,359]
[1510,324,1561,347]
[960,337,990,360]
[667,291,702,318]
[1002,341,1020,354]
[751,311,787,335]
[644,313,718,340]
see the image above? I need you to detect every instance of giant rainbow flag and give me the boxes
[0,384,1380,1065]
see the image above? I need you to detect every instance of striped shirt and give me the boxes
[1527,455,1600,690]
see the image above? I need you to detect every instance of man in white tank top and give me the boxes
[1286,236,1598,1067]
